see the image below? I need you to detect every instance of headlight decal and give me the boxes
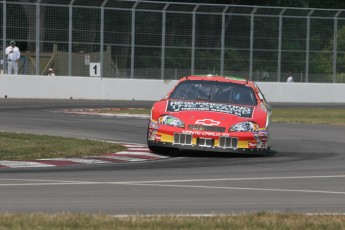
[265,113,271,128]
[158,115,185,128]
[229,121,259,132]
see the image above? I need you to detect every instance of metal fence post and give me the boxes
[220,6,229,76]
[305,10,314,83]
[100,0,108,79]
[161,3,169,80]
[277,9,286,82]
[249,7,257,81]
[191,4,199,75]
[333,10,341,83]
[35,0,40,75]
[130,2,139,79]
[68,0,75,77]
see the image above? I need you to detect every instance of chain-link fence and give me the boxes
[1,0,345,82]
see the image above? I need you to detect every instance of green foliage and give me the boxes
[272,108,345,125]
[12,0,345,79]
[308,24,345,81]
[336,26,345,73]
[0,132,126,160]
[1,213,345,230]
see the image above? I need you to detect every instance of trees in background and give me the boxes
[7,0,345,80]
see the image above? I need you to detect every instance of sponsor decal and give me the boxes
[167,101,254,118]
[149,121,159,129]
[248,141,257,148]
[260,137,267,142]
[154,134,162,141]
[259,131,268,137]
[182,130,229,137]
[195,119,220,126]
[257,142,267,148]
[148,131,154,140]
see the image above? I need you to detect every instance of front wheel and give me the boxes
[147,144,167,153]
[261,147,273,157]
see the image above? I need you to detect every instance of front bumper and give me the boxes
[147,140,269,154]
[148,122,270,154]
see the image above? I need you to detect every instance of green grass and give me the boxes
[0,213,345,230]
[1,108,345,227]
[1,108,344,161]
[0,132,126,160]
[272,108,345,125]
[98,107,345,125]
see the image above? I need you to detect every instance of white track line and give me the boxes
[1,175,345,196]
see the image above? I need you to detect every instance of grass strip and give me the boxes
[0,132,126,160]
[97,107,345,125]
[0,213,345,230]
[1,108,344,161]
[272,107,345,125]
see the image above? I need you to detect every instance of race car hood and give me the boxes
[166,100,254,118]
[151,99,267,128]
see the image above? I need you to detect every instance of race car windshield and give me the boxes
[169,80,257,106]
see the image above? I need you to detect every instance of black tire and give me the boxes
[261,147,273,157]
[147,144,166,153]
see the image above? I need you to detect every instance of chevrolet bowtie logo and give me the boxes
[195,119,220,126]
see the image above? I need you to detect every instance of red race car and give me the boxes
[147,75,271,155]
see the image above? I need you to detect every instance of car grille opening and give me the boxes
[219,136,238,149]
[188,125,226,132]
[197,138,214,147]
[174,133,192,145]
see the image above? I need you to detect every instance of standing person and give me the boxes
[287,71,294,83]
[47,68,55,76]
[5,40,20,75]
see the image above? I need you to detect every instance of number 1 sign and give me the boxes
[89,63,101,77]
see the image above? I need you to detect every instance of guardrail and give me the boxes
[1,75,345,103]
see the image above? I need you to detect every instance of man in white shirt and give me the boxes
[5,40,20,75]
[47,68,55,76]
[287,71,294,83]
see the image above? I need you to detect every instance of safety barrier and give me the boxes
[1,75,345,103]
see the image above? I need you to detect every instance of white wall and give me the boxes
[1,75,345,103]
[256,82,345,103]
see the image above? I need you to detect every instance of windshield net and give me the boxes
[169,80,257,106]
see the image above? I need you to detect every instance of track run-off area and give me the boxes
[0,99,345,214]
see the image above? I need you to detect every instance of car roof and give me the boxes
[179,75,255,88]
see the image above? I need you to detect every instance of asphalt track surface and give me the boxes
[1,99,345,214]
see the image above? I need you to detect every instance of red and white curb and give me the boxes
[0,143,167,169]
